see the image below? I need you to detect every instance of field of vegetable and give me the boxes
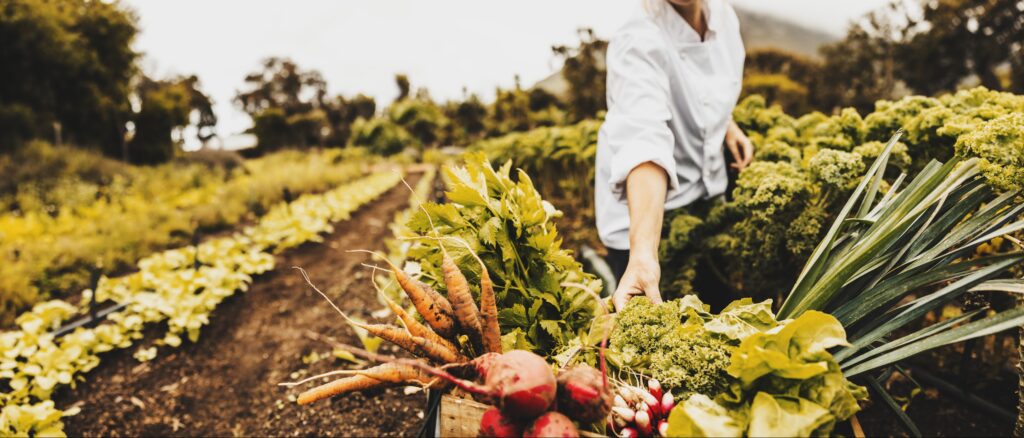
[1,87,1022,437]
[6,0,1024,435]
[0,146,374,325]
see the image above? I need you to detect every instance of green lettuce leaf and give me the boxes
[746,393,835,437]
[704,298,778,341]
[727,311,848,387]
[666,394,746,438]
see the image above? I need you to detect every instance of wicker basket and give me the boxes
[437,394,490,437]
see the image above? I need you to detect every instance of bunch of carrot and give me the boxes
[294,240,503,406]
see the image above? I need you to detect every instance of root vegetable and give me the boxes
[382,294,459,354]
[523,412,579,438]
[296,363,434,405]
[634,409,652,436]
[351,250,456,337]
[619,427,639,438]
[479,407,524,438]
[347,319,462,364]
[440,251,485,351]
[555,364,613,424]
[648,378,663,401]
[477,264,503,354]
[658,419,669,436]
[614,395,628,408]
[611,406,635,423]
[661,392,675,415]
[447,236,503,354]
[641,391,661,419]
[408,334,469,364]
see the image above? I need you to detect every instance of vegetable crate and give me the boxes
[438,394,488,437]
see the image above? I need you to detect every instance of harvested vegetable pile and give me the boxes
[607,296,865,437]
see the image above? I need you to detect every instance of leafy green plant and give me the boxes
[406,153,600,356]
[777,130,1024,378]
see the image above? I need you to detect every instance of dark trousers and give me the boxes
[605,248,630,284]
[602,196,723,286]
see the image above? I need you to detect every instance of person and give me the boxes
[595,0,754,311]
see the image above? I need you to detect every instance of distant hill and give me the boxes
[533,5,838,97]
[735,7,837,58]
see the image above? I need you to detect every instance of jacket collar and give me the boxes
[654,0,720,48]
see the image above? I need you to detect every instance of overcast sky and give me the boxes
[122,0,889,141]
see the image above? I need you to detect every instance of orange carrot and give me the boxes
[410,335,470,364]
[350,250,455,338]
[447,237,502,354]
[349,320,461,364]
[441,250,485,352]
[296,363,437,405]
[383,296,459,354]
[419,280,455,318]
[477,267,503,353]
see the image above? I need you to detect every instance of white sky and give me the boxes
[123,0,888,140]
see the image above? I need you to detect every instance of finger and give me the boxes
[645,284,664,305]
[742,139,755,167]
[726,142,742,164]
[612,289,637,312]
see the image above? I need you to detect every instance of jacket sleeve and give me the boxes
[602,34,679,202]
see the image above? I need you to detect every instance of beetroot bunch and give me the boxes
[608,379,676,437]
[476,352,613,438]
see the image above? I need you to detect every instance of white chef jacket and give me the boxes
[595,0,745,250]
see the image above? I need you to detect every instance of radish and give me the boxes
[661,391,675,415]
[611,406,635,423]
[478,407,524,438]
[614,395,628,408]
[619,427,639,438]
[640,391,661,419]
[635,409,652,436]
[555,364,613,424]
[658,419,669,436]
[523,411,579,438]
[648,378,663,401]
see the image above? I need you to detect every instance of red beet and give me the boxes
[523,412,579,438]
[478,407,523,438]
[555,364,613,424]
[485,350,558,418]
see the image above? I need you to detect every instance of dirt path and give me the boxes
[56,173,428,437]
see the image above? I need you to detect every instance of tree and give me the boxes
[395,74,411,102]
[235,57,330,151]
[180,75,217,147]
[324,93,376,146]
[487,77,533,136]
[128,75,217,163]
[0,0,138,153]
[552,28,608,121]
[129,76,191,164]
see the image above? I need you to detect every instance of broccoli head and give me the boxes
[809,108,866,151]
[852,140,912,172]
[809,149,866,191]
[955,112,1024,192]
[610,298,734,395]
[755,140,802,165]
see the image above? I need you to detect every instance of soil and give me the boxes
[55,173,429,437]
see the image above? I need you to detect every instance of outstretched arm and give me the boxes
[611,161,669,311]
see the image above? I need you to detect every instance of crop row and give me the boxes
[0,170,403,437]
[0,148,372,325]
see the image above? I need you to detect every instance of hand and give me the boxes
[612,252,663,312]
[725,120,754,171]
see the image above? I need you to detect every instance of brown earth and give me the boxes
[56,173,429,437]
